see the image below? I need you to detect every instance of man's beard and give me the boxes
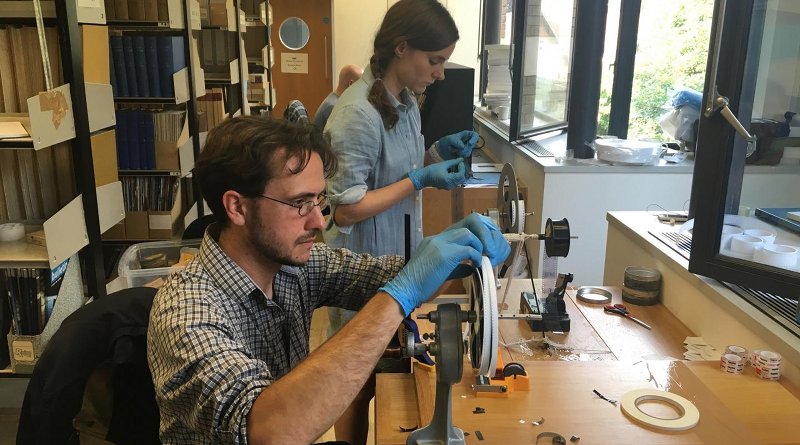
[246,211,319,267]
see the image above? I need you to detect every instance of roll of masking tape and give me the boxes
[620,389,700,431]
[0,223,25,242]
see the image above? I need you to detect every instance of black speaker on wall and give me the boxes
[420,62,475,149]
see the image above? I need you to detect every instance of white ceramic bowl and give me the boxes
[730,234,764,256]
[754,244,799,269]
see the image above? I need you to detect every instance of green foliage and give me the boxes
[597,0,714,140]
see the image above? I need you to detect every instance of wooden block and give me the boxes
[412,362,435,427]
[25,229,46,247]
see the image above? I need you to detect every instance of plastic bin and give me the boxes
[117,240,201,288]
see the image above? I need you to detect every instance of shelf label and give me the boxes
[12,340,35,362]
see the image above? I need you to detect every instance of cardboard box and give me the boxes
[148,211,173,239]
[102,221,126,240]
[156,141,180,171]
[208,0,229,26]
[125,211,149,240]
[422,184,528,294]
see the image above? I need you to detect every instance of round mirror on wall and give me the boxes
[279,17,310,50]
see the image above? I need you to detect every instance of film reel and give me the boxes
[467,256,499,377]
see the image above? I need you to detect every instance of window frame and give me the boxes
[479,0,575,142]
[688,0,800,299]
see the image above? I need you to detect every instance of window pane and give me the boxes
[718,0,800,275]
[518,0,575,134]
[626,0,713,140]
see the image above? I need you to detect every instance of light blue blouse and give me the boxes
[323,68,424,257]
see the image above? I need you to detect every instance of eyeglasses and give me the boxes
[250,192,328,217]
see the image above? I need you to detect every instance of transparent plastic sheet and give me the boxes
[500,336,610,361]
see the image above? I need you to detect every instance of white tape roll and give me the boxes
[620,389,700,431]
[0,223,25,242]
[754,244,799,269]
[719,353,744,374]
[481,256,498,376]
[724,345,748,360]
[730,234,764,255]
[743,228,776,245]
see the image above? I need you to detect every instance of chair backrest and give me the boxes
[17,287,161,445]
[284,99,310,124]
[182,214,216,240]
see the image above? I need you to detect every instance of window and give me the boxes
[479,0,576,140]
[599,0,714,141]
[690,0,800,320]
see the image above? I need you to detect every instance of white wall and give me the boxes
[331,0,481,89]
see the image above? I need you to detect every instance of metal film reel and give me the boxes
[496,163,525,234]
[467,256,499,377]
[496,163,526,274]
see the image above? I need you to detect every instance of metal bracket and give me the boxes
[704,88,757,157]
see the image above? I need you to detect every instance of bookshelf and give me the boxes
[103,0,207,242]
[242,0,273,113]
[0,0,125,374]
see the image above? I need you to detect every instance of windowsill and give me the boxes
[473,111,696,173]
[604,210,800,387]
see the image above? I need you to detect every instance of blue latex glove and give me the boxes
[408,158,467,190]
[380,228,484,316]
[437,130,479,160]
[445,213,511,279]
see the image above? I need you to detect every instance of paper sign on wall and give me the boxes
[281,53,308,74]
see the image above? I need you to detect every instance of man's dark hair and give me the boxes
[194,116,337,226]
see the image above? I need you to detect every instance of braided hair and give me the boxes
[368,0,459,130]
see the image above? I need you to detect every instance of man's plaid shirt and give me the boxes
[147,228,404,444]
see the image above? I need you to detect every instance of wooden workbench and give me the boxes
[375,280,800,444]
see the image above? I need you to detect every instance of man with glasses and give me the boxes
[146,116,509,445]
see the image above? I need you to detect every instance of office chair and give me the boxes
[182,214,216,240]
[283,99,310,124]
[17,287,161,445]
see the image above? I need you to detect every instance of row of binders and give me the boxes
[110,34,186,99]
[0,145,77,221]
[115,109,185,170]
[120,175,180,212]
[0,26,63,113]
[1,268,63,337]
[103,0,172,22]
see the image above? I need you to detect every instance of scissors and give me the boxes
[603,303,652,330]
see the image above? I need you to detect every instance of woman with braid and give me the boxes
[322,1,478,443]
